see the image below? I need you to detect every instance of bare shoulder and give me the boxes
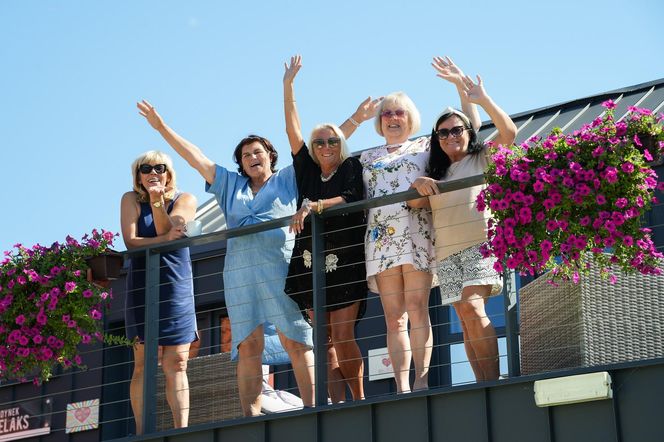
[121,191,138,204]
[174,192,197,208]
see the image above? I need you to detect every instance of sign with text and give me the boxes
[0,398,51,441]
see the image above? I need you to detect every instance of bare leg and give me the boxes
[279,332,315,406]
[376,266,411,393]
[326,342,347,403]
[130,344,145,435]
[455,286,499,381]
[161,343,191,428]
[330,302,365,400]
[237,326,265,416]
[454,306,483,380]
[402,265,432,391]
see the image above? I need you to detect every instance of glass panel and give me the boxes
[450,338,508,385]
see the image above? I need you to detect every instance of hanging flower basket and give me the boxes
[478,101,664,282]
[86,250,124,281]
[0,229,130,384]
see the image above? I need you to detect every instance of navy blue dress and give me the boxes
[125,194,198,346]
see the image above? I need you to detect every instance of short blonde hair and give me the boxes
[374,92,421,137]
[307,123,350,165]
[131,150,177,203]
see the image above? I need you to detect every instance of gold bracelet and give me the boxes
[317,199,324,214]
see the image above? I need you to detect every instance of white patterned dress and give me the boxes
[360,137,436,290]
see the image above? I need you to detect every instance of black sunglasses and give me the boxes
[312,137,341,148]
[436,126,467,139]
[139,164,167,174]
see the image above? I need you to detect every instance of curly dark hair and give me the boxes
[427,111,483,180]
[233,135,279,177]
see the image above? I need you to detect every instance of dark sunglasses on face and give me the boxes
[139,164,167,174]
[436,126,467,139]
[380,109,407,118]
[312,137,341,148]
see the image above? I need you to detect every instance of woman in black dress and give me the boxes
[282,55,376,402]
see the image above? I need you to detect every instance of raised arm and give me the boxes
[120,191,197,249]
[432,56,481,131]
[283,55,306,155]
[462,75,517,147]
[339,96,383,139]
[137,100,216,184]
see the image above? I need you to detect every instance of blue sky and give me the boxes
[2,0,663,254]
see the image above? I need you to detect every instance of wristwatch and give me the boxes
[152,200,163,208]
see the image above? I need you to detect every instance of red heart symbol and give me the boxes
[74,407,91,423]
[382,357,391,367]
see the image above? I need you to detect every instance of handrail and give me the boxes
[128,172,494,435]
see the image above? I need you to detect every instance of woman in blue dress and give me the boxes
[120,150,198,434]
[137,100,314,416]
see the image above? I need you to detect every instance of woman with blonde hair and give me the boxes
[360,57,480,393]
[283,55,375,402]
[121,150,198,434]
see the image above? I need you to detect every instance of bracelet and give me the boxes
[348,116,360,127]
[301,198,312,213]
[317,199,324,214]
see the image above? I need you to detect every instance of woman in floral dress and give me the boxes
[360,56,479,393]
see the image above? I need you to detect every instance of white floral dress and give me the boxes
[360,137,436,288]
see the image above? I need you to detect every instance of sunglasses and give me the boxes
[436,126,467,139]
[380,109,407,118]
[139,164,167,174]
[312,137,341,148]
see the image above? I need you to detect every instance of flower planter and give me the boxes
[519,265,664,375]
[86,250,124,280]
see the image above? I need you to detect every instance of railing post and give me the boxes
[503,270,521,377]
[311,214,328,407]
[142,250,160,434]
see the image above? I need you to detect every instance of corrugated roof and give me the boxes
[196,78,664,232]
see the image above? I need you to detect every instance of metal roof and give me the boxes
[195,78,664,232]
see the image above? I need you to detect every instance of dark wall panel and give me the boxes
[430,389,488,442]
[374,397,429,442]
[615,364,664,442]
[551,399,616,442]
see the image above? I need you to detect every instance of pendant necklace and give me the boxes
[320,167,338,182]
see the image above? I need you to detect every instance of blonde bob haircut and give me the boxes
[131,150,177,203]
[307,123,351,166]
[374,91,421,137]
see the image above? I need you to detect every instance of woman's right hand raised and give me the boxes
[283,54,302,84]
[137,100,165,131]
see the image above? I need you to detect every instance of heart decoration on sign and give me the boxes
[382,357,391,367]
[74,407,91,423]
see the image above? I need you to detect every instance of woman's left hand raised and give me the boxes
[352,96,384,124]
[462,74,489,105]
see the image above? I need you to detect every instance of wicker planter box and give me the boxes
[519,266,664,375]
[156,352,241,430]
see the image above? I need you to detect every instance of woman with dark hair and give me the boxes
[137,100,314,416]
[409,74,517,381]
[120,150,198,434]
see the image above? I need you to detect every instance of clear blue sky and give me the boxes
[2,0,663,254]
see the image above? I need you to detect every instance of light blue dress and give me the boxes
[206,164,313,363]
